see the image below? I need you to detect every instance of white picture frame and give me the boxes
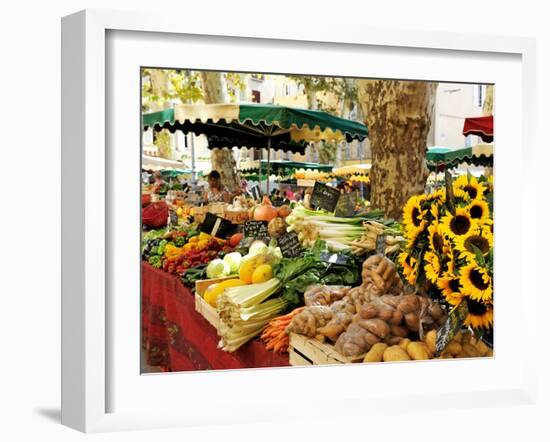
[61,9,537,433]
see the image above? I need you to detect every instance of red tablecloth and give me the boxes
[141,262,290,371]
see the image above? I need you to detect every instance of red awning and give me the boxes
[463,115,493,142]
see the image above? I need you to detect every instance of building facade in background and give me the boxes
[143,75,488,172]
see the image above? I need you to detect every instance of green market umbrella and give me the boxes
[143,103,367,193]
[239,159,333,174]
[426,145,493,171]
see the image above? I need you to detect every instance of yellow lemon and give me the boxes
[203,278,245,307]
[251,264,273,284]
[239,259,257,284]
[176,207,183,216]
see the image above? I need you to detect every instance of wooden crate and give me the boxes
[194,276,239,331]
[288,333,365,366]
[194,294,221,331]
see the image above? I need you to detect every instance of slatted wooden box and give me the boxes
[288,332,365,366]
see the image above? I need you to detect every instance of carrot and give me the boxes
[273,337,288,353]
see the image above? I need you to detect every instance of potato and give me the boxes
[404,312,420,331]
[397,295,419,314]
[360,318,391,339]
[460,343,480,358]
[407,342,430,360]
[387,336,403,345]
[383,345,411,362]
[389,310,403,325]
[364,331,381,346]
[399,338,412,351]
[359,305,378,320]
[364,343,388,363]
[445,340,462,356]
[424,329,437,354]
[391,324,409,338]
[428,303,444,320]
[377,307,394,322]
[473,340,491,356]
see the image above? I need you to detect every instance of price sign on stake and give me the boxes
[435,299,469,356]
[311,182,340,213]
[244,220,269,239]
[277,232,303,258]
[319,252,350,266]
[200,213,235,239]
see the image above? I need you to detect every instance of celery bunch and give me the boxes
[217,278,286,352]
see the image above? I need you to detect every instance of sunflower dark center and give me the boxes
[465,235,490,254]
[412,207,422,227]
[449,278,460,292]
[433,232,444,253]
[470,204,483,219]
[464,185,478,199]
[470,268,490,290]
[450,215,471,235]
[466,297,488,315]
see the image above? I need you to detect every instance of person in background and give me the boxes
[204,170,231,204]
[283,186,295,201]
[240,180,253,199]
[343,182,354,194]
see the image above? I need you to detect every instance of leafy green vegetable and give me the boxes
[148,255,163,269]
[275,240,361,310]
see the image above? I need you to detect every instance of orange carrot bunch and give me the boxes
[261,307,305,353]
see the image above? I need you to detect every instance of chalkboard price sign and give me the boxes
[334,192,357,217]
[244,220,269,239]
[277,232,303,258]
[435,299,469,356]
[168,210,178,227]
[311,182,340,213]
[200,212,236,239]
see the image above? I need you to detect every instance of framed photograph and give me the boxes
[61,9,537,433]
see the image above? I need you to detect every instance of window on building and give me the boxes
[251,90,261,103]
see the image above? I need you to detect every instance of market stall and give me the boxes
[141,106,492,373]
[463,115,494,142]
[142,103,368,194]
[426,144,494,171]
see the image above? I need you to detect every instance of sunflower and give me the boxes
[424,251,442,283]
[428,221,451,254]
[402,195,428,232]
[453,175,487,201]
[466,199,491,225]
[426,188,446,205]
[459,259,493,302]
[440,207,479,240]
[437,274,464,306]
[463,298,493,329]
[399,251,418,285]
[454,226,493,259]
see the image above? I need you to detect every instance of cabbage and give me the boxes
[223,252,242,274]
[249,240,268,256]
[206,259,230,279]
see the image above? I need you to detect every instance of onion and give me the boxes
[254,197,279,222]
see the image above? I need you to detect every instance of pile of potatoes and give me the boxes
[334,293,446,357]
[363,329,493,363]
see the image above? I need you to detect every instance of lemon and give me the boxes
[251,264,273,284]
[239,259,257,284]
[176,207,183,216]
[203,278,246,307]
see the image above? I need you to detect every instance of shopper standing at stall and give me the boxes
[204,170,231,203]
